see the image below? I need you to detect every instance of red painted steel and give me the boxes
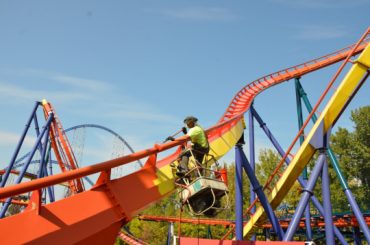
[179,237,304,244]
[42,101,84,193]
[221,28,370,240]
[139,214,370,228]
[118,231,150,245]
[0,30,368,243]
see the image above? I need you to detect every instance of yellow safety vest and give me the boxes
[187,125,208,148]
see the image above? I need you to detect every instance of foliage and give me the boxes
[121,106,369,243]
[330,105,370,211]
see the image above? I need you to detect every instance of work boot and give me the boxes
[176,166,187,177]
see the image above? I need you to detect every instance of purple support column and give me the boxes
[37,126,50,178]
[322,157,335,244]
[0,102,40,187]
[237,146,284,240]
[299,76,370,242]
[345,189,370,242]
[248,110,256,241]
[283,152,325,241]
[235,144,244,240]
[251,106,348,244]
[353,226,361,245]
[0,113,54,218]
[48,153,55,202]
[304,201,312,240]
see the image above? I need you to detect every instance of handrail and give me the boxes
[219,36,370,122]
[0,31,369,202]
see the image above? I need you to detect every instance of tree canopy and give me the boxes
[120,106,369,244]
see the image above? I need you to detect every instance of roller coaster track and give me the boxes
[138,213,370,229]
[0,29,368,243]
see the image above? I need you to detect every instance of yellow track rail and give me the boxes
[242,44,370,237]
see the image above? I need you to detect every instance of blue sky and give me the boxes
[0,1,369,170]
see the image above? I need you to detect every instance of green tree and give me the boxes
[256,149,301,215]
[122,106,369,243]
[330,106,370,211]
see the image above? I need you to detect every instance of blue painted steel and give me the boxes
[48,152,55,201]
[0,113,54,218]
[44,144,55,202]
[248,111,256,211]
[235,144,244,240]
[309,193,348,244]
[353,227,361,245]
[207,225,212,239]
[295,78,305,147]
[294,78,312,240]
[303,202,312,240]
[283,152,325,241]
[33,113,41,138]
[322,157,335,244]
[0,101,40,187]
[345,189,370,242]
[37,126,50,178]
[166,222,171,245]
[64,124,143,166]
[37,128,55,203]
[248,110,256,241]
[251,105,348,244]
[42,162,54,203]
[298,80,370,242]
[236,145,284,240]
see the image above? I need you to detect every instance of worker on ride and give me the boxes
[177,116,210,176]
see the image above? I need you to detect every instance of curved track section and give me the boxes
[242,41,370,237]
[0,32,368,243]
[64,124,142,166]
[64,124,143,181]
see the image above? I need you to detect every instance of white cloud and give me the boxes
[70,98,180,125]
[0,81,91,103]
[0,68,112,93]
[293,25,347,40]
[0,131,36,147]
[158,7,237,21]
[52,75,112,92]
[0,68,112,104]
[0,69,178,161]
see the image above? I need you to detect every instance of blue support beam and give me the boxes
[248,110,256,241]
[1,102,40,187]
[297,79,370,243]
[283,151,325,241]
[322,156,335,244]
[251,105,348,244]
[236,145,284,240]
[0,113,54,218]
[235,144,244,240]
[294,78,312,240]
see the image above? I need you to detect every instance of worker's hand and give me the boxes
[182,127,187,134]
[165,136,175,142]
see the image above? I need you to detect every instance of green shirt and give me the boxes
[187,125,208,148]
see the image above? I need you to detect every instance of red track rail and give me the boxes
[0,38,368,202]
[139,214,370,229]
[220,36,370,122]
[0,29,368,244]
[42,101,84,193]
[118,231,149,245]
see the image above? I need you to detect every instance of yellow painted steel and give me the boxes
[208,120,244,160]
[154,119,244,195]
[242,44,370,238]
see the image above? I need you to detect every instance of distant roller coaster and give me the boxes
[64,123,143,166]
[0,28,369,244]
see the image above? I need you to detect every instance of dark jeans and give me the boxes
[179,144,209,172]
